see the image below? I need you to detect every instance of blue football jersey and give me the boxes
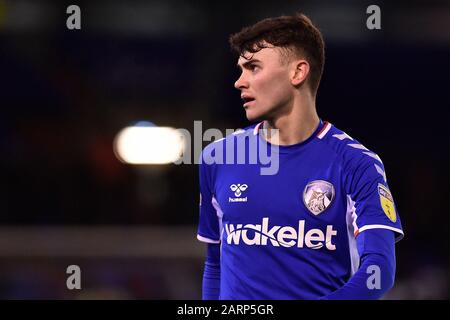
[197,120,404,299]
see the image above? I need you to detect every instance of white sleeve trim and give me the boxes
[197,234,220,244]
[357,224,404,242]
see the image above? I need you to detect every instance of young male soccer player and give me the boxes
[197,13,404,299]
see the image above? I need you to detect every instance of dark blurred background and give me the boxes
[0,0,449,299]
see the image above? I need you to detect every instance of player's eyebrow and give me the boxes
[237,59,262,71]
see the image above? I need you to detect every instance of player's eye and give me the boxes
[249,64,259,72]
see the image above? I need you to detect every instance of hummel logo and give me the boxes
[230,184,248,197]
[229,184,248,203]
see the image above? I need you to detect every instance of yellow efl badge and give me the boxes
[378,184,397,223]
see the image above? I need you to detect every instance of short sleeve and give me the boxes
[345,157,404,242]
[197,151,221,244]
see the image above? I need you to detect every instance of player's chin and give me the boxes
[244,108,265,122]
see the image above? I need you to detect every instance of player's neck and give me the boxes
[263,93,320,146]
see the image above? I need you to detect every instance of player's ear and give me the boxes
[291,60,309,87]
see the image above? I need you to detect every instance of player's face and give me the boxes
[235,47,294,122]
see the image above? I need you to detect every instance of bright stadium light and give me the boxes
[114,123,184,164]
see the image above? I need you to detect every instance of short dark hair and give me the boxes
[229,13,325,95]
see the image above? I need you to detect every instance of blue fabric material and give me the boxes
[202,243,221,300]
[197,121,403,299]
[322,228,396,300]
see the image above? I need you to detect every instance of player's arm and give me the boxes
[202,243,221,300]
[197,149,222,299]
[323,153,404,299]
[321,228,395,300]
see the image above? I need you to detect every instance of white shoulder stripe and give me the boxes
[364,151,383,164]
[374,163,387,182]
[333,132,353,141]
[348,143,369,151]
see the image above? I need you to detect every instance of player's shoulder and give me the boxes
[317,121,385,173]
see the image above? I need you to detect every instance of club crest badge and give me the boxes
[303,180,335,215]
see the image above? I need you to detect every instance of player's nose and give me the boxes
[234,73,249,90]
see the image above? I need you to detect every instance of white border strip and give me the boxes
[317,122,331,139]
[346,195,360,276]
[212,196,224,240]
[197,234,220,244]
[358,224,404,242]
